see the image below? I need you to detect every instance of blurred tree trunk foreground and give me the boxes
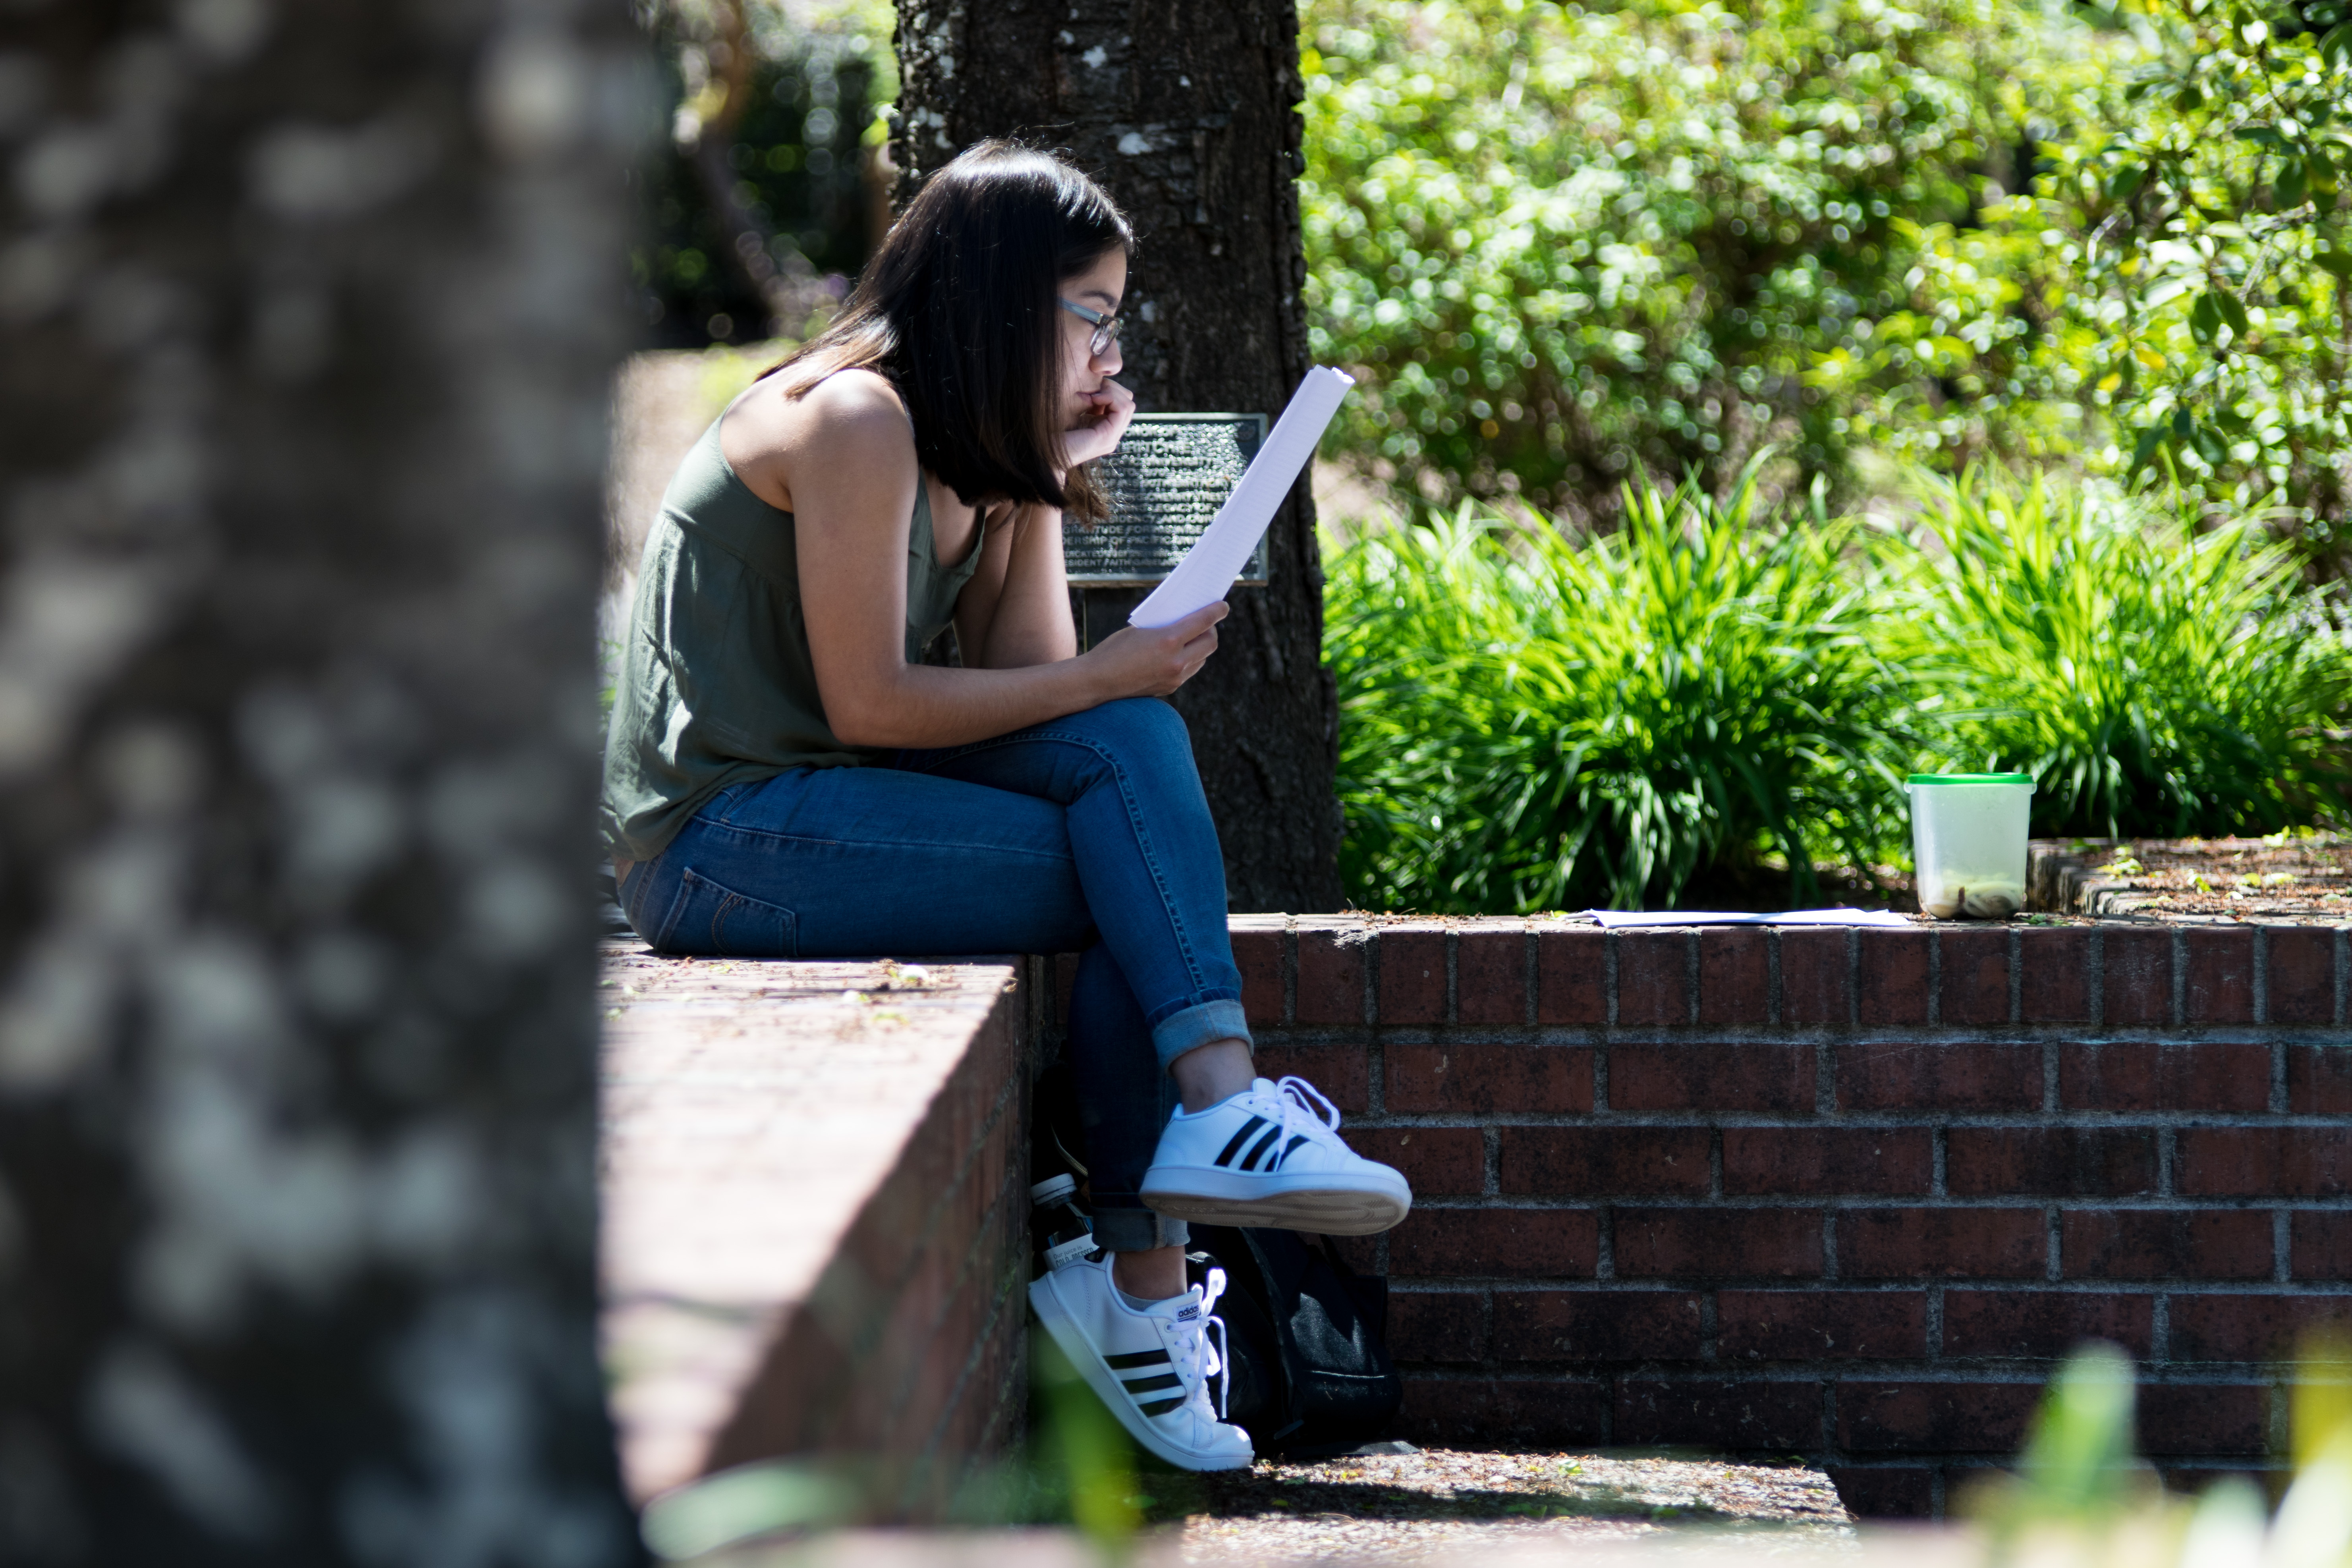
[0,2,642,1564]
[892,0,1344,913]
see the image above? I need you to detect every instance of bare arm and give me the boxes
[747,372,1221,749]
[957,502,1080,670]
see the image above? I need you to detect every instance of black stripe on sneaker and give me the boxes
[1103,1350,1170,1369]
[1240,1124,1284,1171]
[1137,1396,1186,1417]
[1271,1134,1308,1169]
[1213,1116,1268,1168]
[1122,1373,1184,1394]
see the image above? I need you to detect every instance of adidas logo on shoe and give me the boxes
[1103,1348,1186,1415]
[1028,1254,1253,1471]
[1140,1075,1412,1236]
[1212,1113,1310,1174]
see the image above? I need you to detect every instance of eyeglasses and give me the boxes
[1058,297,1122,357]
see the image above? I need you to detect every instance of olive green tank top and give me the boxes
[600,412,985,862]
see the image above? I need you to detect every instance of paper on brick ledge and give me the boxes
[1580,907,1914,928]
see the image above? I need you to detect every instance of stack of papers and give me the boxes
[1578,908,1914,929]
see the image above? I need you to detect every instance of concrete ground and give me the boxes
[1160,1445,1856,1562]
[680,1447,1974,1566]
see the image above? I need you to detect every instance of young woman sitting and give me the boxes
[601,142,1410,1471]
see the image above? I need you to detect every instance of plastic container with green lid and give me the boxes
[1905,772,2034,919]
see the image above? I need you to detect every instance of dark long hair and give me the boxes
[768,141,1132,521]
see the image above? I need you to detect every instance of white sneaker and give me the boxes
[1028,1253,1253,1472]
[1140,1076,1412,1236]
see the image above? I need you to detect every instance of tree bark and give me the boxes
[0,2,643,1562]
[890,0,1343,914]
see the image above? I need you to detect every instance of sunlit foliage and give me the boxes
[1328,462,1911,911]
[1303,0,2352,554]
[1300,0,2054,516]
[1881,468,2352,838]
[1327,467,2352,912]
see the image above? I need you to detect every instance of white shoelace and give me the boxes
[1258,1074,1347,1157]
[1166,1267,1231,1421]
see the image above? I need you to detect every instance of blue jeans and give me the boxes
[619,697,1250,1252]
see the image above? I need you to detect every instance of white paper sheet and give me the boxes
[1127,367,1355,629]
[1578,908,1915,928]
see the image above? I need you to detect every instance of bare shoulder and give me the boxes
[724,367,915,513]
[791,367,910,436]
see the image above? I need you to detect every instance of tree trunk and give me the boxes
[890,0,1342,914]
[0,2,643,1563]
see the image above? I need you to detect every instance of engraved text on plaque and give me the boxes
[1064,413,1271,587]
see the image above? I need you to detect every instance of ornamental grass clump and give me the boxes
[1327,462,1908,913]
[1883,469,2352,839]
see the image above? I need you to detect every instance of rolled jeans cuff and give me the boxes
[1149,998,1252,1074]
[1090,1203,1189,1253]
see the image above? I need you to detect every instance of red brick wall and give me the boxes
[701,958,1046,1520]
[1225,915,2351,1518]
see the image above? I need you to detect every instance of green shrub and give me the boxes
[1329,462,1908,912]
[1883,469,2352,838]
[1843,0,2352,557]
[1299,0,2060,514]
[1327,465,2352,915]
[1303,0,2351,558]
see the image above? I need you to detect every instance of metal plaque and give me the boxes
[1064,412,1271,587]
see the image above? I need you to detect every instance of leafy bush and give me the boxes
[1837,0,2352,557]
[1883,469,2352,838]
[1303,0,2352,562]
[1329,462,1907,912]
[1299,0,2053,514]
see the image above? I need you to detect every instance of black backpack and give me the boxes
[1185,1223,1403,1459]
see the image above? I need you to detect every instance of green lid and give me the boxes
[1907,772,2033,785]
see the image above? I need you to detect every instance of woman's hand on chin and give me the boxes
[1080,601,1226,698]
[1059,377,1135,472]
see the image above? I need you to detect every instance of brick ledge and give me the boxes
[599,942,1042,1516]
